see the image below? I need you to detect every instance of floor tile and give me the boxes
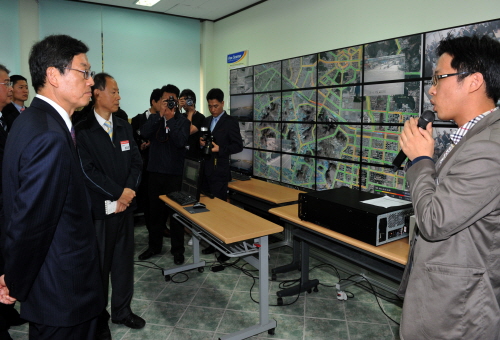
[176,306,224,332]
[141,301,187,326]
[348,321,394,340]
[167,328,214,340]
[120,324,172,340]
[305,296,346,320]
[191,288,233,309]
[156,284,198,305]
[304,317,349,340]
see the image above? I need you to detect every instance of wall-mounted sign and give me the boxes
[227,50,249,69]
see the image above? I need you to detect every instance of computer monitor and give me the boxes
[181,158,203,201]
[230,148,253,175]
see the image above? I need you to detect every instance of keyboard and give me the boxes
[167,191,197,206]
[231,171,251,181]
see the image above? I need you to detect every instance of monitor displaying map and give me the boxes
[230,66,253,94]
[281,154,315,189]
[253,151,281,181]
[318,86,362,123]
[254,93,281,121]
[282,54,317,90]
[254,122,281,151]
[254,61,281,92]
[364,34,422,82]
[282,90,317,122]
[316,159,359,190]
[281,123,316,155]
[318,46,362,86]
[230,94,253,120]
[239,121,253,148]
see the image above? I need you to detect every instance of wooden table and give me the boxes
[268,204,409,301]
[159,195,283,340]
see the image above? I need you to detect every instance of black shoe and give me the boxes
[202,245,216,254]
[111,313,146,329]
[174,254,185,265]
[217,253,230,262]
[138,248,160,261]
[95,323,112,340]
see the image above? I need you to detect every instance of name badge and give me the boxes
[121,140,130,151]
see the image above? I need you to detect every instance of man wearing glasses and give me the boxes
[138,84,190,264]
[0,35,104,339]
[398,35,500,340]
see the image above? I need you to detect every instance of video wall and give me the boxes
[229,18,500,193]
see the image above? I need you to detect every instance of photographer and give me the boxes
[138,85,190,265]
[179,89,204,160]
[200,88,243,259]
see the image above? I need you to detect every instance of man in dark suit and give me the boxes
[1,74,28,131]
[0,64,17,340]
[76,73,144,339]
[200,88,243,258]
[137,85,190,263]
[0,35,104,340]
[131,88,161,232]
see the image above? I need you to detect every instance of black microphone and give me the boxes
[392,110,435,172]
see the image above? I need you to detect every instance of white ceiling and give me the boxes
[71,0,267,21]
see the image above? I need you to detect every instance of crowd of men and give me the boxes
[0,34,242,340]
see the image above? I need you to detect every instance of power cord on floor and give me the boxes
[339,274,401,325]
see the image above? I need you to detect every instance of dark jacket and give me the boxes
[1,103,20,132]
[202,111,243,182]
[140,111,190,175]
[1,97,104,326]
[76,111,142,220]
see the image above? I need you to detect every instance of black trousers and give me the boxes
[202,176,229,201]
[147,172,184,255]
[29,317,97,340]
[94,211,134,321]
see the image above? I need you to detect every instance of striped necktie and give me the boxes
[103,120,113,140]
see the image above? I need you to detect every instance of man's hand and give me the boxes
[0,275,16,305]
[159,100,176,120]
[211,141,219,153]
[140,141,150,150]
[399,117,434,161]
[118,188,135,207]
[115,201,127,213]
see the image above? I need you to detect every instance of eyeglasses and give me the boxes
[0,81,13,88]
[431,72,472,86]
[65,67,95,80]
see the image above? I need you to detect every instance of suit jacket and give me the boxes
[1,97,104,327]
[202,112,243,182]
[399,110,500,340]
[1,103,20,132]
[141,111,190,176]
[76,112,142,220]
[0,124,7,274]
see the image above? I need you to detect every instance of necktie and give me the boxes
[71,126,76,146]
[0,115,7,131]
[104,120,113,140]
[210,117,217,132]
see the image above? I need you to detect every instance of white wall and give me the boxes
[206,0,500,107]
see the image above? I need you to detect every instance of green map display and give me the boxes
[229,19,497,193]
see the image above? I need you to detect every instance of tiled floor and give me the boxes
[8,219,402,340]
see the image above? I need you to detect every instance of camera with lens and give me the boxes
[164,95,177,109]
[186,96,194,106]
[200,127,212,158]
